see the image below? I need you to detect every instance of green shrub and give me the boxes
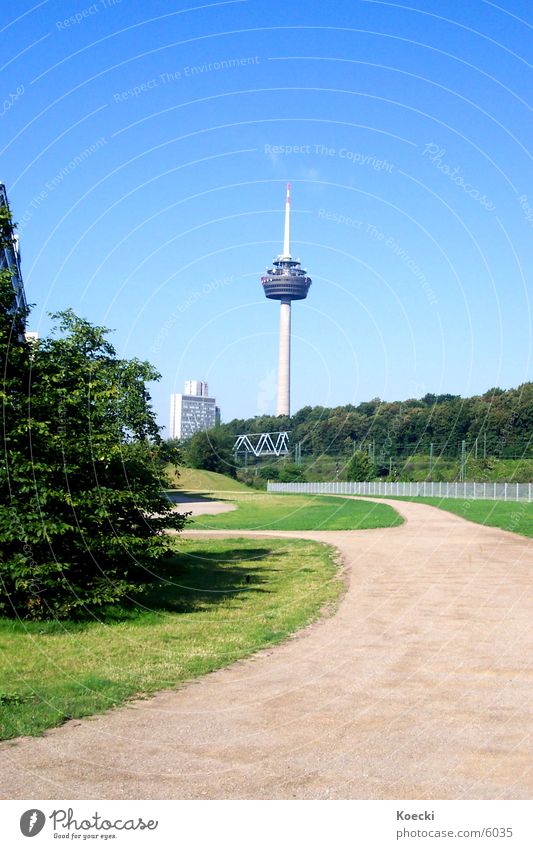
[344,450,375,482]
[0,209,186,619]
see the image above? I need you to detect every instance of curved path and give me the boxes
[1,498,531,799]
[166,493,237,516]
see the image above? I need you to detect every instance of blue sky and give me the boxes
[2,0,532,430]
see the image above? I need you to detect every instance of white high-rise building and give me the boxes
[184,380,209,397]
[170,381,220,440]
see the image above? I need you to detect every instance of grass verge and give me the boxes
[189,492,403,531]
[388,496,533,538]
[166,465,251,492]
[0,537,343,741]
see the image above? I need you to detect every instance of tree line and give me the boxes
[215,385,533,466]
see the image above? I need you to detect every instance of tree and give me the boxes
[0,294,187,618]
[185,429,236,477]
[0,202,34,606]
[278,462,304,482]
[344,450,375,482]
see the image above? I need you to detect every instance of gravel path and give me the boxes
[166,494,237,516]
[1,498,531,800]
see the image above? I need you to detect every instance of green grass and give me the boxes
[390,496,533,538]
[0,537,343,741]
[167,465,251,493]
[190,492,403,531]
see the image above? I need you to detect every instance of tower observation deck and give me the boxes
[261,183,312,301]
[261,183,312,416]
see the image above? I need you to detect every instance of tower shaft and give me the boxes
[276,299,291,416]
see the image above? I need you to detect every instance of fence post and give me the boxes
[504,483,508,502]
[483,482,486,499]
[516,482,519,501]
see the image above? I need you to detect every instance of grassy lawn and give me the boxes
[189,492,403,531]
[390,496,533,538]
[166,465,251,492]
[0,537,342,741]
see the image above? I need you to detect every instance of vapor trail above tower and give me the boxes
[261,183,312,417]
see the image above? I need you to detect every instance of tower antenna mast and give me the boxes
[283,181,291,258]
[261,183,312,417]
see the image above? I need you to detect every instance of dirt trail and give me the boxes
[1,498,531,799]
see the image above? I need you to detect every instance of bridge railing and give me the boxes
[267,480,533,502]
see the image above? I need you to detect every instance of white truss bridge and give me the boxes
[233,431,290,457]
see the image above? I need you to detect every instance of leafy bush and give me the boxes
[278,463,305,482]
[185,430,236,477]
[344,450,375,482]
[0,208,186,618]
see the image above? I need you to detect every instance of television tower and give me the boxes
[261,183,312,416]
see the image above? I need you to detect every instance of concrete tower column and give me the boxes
[276,298,291,416]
